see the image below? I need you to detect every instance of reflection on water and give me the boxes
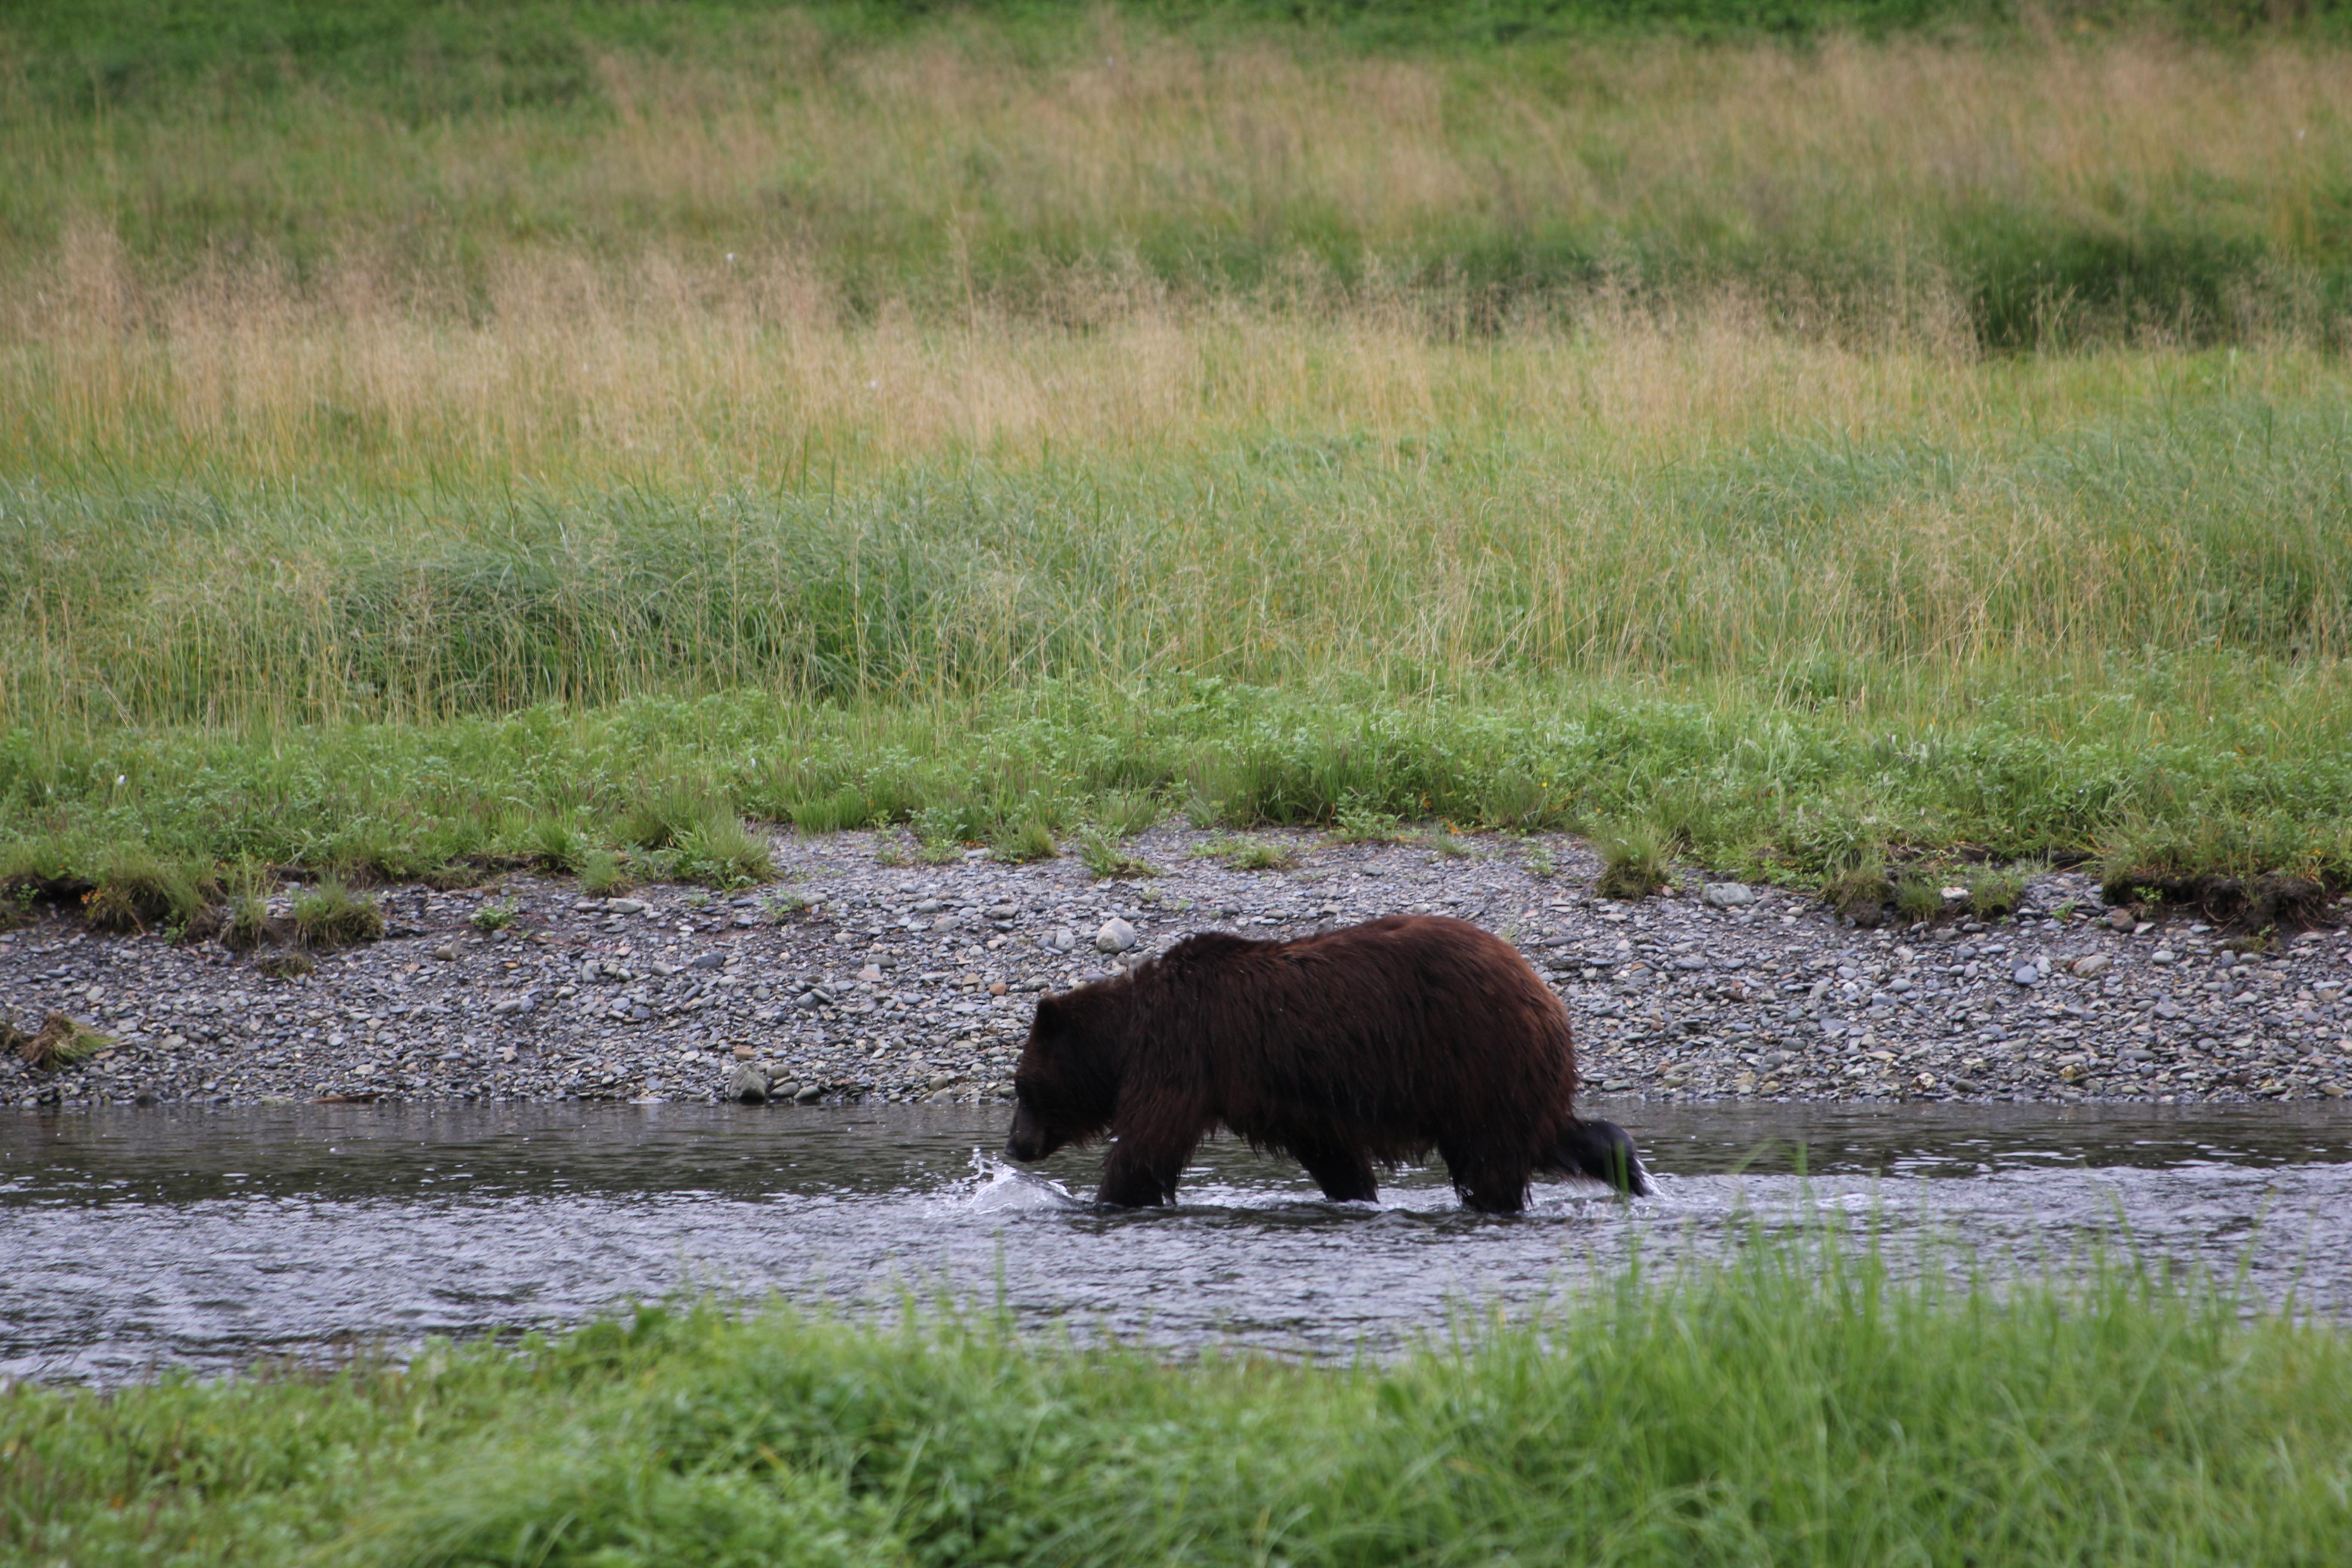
[4,1100,2349,1383]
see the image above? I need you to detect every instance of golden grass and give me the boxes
[4,29,2346,317]
[10,222,2337,481]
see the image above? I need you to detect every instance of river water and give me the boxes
[5,1100,2350,1382]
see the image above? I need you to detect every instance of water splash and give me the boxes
[959,1149,1084,1216]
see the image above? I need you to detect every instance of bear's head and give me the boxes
[1004,984,1126,1164]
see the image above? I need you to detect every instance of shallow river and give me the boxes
[5,1100,2350,1382]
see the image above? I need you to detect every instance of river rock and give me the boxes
[727,1062,773,1103]
[2011,963,2040,986]
[1041,927,1078,953]
[794,1082,823,1104]
[2106,908,2135,931]
[607,898,648,914]
[1094,918,1136,954]
[1701,883,1755,909]
[2071,954,2111,978]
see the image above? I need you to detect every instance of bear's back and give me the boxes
[1139,915,1578,1155]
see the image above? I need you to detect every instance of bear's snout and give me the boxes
[1004,1098,1053,1163]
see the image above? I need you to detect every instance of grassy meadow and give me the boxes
[6,1239,2352,1567]
[3,0,2351,905]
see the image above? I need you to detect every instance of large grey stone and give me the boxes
[1094,918,1137,954]
[727,1061,773,1104]
[1701,883,1755,909]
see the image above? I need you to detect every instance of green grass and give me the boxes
[5,1237,2350,1567]
[3,649,2350,904]
[1,3,2349,908]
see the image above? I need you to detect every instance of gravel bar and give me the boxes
[6,830,2350,1112]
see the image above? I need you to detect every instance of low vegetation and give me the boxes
[288,877,386,949]
[4,1010,111,1070]
[5,1237,2349,1567]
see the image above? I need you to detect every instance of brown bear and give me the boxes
[1004,914,1647,1213]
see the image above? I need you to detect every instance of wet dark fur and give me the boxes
[1005,914,1647,1213]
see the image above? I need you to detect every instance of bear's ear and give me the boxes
[1031,992,1069,1030]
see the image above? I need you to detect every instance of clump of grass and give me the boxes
[989,818,1058,864]
[290,877,384,949]
[1895,868,1944,925]
[469,900,519,933]
[1821,848,1893,925]
[524,817,589,874]
[10,1011,111,1070]
[1593,821,1668,900]
[1073,829,1155,880]
[1969,862,2032,920]
[256,951,316,980]
[674,812,775,888]
[578,849,633,897]
[80,848,218,936]
[1523,842,1558,879]
[1204,836,1298,872]
[872,838,911,868]
[224,893,273,951]
[622,781,770,884]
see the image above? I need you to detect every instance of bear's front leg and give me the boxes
[1097,1136,1190,1207]
[1290,1138,1379,1204]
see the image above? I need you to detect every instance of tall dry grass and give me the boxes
[3,29,2345,342]
[8,222,1993,479]
[3,238,2345,733]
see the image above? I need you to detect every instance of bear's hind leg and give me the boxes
[1438,1139,1531,1215]
[1290,1139,1379,1204]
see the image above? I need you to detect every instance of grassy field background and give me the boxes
[6,1237,2351,1567]
[3,0,2350,906]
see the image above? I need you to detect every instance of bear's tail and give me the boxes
[1545,1118,1650,1196]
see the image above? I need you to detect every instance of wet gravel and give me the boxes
[5,830,2349,1112]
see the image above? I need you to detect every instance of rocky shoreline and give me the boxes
[5,829,2349,1113]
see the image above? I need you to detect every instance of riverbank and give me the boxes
[6,828,2346,1111]
[6,1237,2350,1567]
